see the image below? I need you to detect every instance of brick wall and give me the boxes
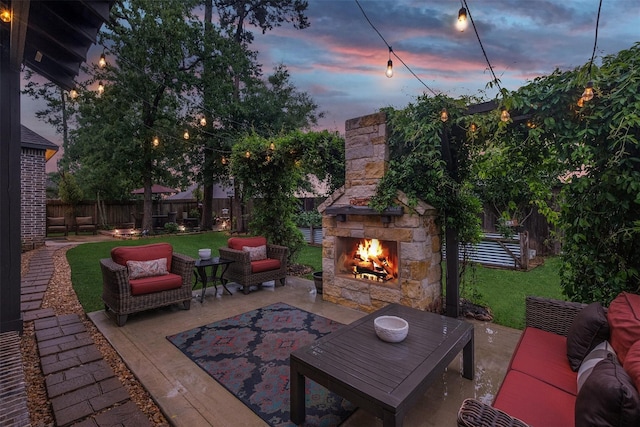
[21,148,47,250]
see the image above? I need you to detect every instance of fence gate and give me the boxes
[444,232,532,270]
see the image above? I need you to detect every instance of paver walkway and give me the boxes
[1,244,152,427]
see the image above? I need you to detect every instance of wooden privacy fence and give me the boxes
[46,199,233,228]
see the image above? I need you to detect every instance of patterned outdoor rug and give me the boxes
[166,302,356,427]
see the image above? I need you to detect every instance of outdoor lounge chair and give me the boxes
[218,236,288,294]
[46,216,68,236]
[100,242,195,326]
[75,216,97,235]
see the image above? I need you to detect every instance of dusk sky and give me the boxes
[21,0,640,172]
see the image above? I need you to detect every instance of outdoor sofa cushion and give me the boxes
[575,354,640,427]
[111,242,173,272]
[608,292,640,364]
[493,370,576,427]
[111,243,179,296]
[508,326,578,395]
[567,301,610,371]
[228,236,267,251]
[129,274,182,296]
[623,340,640,391]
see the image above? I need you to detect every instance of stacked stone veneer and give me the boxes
[21,147,47,251]
[318,112,442,313]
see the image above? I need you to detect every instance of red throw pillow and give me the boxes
[623,340,640,393]
[608,292,640,364]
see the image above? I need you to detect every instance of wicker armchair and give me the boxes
[218,236,288,294]
[100,243,195,326]
[457,296,587,427]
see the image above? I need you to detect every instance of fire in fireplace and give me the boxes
[336,237,398,284]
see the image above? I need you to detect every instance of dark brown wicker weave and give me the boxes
[457,296,588,427]
[100,252,195,326]
[218,243,288,294]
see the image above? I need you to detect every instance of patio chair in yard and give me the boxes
[218,236,288,294]
[46,216,68,236]
[75,216,97,235]
[100,242,195,326]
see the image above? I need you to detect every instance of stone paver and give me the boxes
[0,244,152,426]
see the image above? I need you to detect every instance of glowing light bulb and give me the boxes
[245,151,251,158]
[581,81,594,102]
[69,89,78,100]
[440,108,449,122]
[183,130,190,140]
[221,157,227,165]
[386,59,393,78]
[269,142,275,151]
[577,97,585,108]
[457,7,468,32]
[470,123,477,132]
[0,9,11,23]
[97,81,104,96]
[500,108,510,122]
[152,136,159,147]
[199,116,206,126]
[98,53,106,68]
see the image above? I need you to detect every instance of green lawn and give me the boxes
[66,232,561,330]
[459,257,564,329]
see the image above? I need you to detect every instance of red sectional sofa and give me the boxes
[100,242,195,326]
[458,294,640,427]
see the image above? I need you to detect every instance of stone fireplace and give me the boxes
[318,112,442,313]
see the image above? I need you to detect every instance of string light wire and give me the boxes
[354,0,438,96]
[462,0,501,92]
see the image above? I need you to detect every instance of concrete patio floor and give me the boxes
[89,277,522,427]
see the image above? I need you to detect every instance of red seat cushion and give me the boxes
[228,236,267,251]
[129,273,182,296]
[251,258,281,273]
[111,242,173,271]
[608,292,640,364]
[494,370,576,427]
[509,327,577,395]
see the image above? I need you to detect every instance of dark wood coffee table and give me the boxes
[290,303,474,427]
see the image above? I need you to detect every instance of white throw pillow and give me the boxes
[242,245,267,261]
[127,258,168,279]
[577,340,618,392]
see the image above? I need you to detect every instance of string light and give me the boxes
[500,107,510,122]
[97,81,104,96]
[355,0,437,95]
[581,0,602,104]
[577,97,585,108]
[199,116,206,126]
[245,151,251,158]
[183,130,190,140]
[69,89,78,100]
[0,8,11,23]
[98,53,107,68]
[152,136,159,147]
[456,6,468,32]
[470,123,477,132]
[385,47,393,78]
[440,108,449,122]
[269,142,275,150]
[221,156,227,165]
[526,119,536,129]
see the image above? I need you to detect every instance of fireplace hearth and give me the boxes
[318,111,443,313]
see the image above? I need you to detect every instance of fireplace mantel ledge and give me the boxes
[324,205,403,222]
